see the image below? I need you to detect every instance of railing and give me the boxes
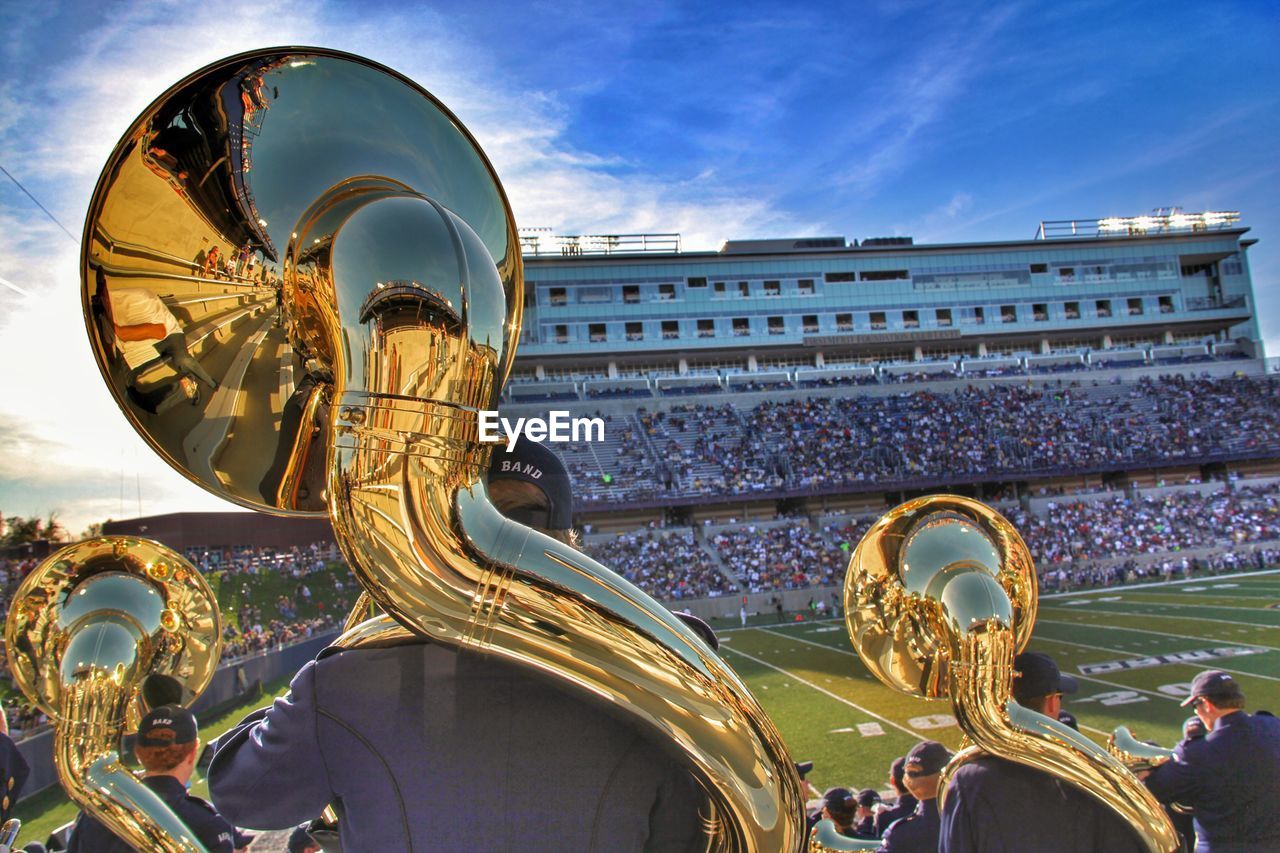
[1036,210,1241,239]
[1186,295,1247,311]
[520,232,682,256]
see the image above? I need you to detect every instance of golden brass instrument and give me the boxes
[808,819,882,851]
[4,538,221,852]
[841,496,1179,853]
[81,48,805,850]
[1109,726,1192,814]
[1109,726,1177,774]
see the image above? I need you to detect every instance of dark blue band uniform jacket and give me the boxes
[208,642,705,852]
[1145,710,1280,852]
[66,774,236,852]
[938,755,1146,853]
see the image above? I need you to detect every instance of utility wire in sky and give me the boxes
[0,164,77,243]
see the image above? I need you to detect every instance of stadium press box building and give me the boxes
[510,211,1261,384]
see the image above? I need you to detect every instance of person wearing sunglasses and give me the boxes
[1143,670,1280,852]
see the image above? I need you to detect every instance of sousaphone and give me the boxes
[81,48,805,850]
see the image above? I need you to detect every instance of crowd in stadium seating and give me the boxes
[220,615,342,661]
[640,404,784,495]
[711,524,834,592]
[1039,546,1280,592]
[1008,484,1280,563]
[582,528,734,600]
[579,481,1280,597]
[184,541,340,577]
[567,375,1280,504]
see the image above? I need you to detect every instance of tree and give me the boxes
[2,516,40,546]
[42,513,66,543]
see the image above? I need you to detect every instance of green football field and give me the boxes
[721,570,1280,795]
[12,571,1280,844]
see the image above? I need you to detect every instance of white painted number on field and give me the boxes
[858,723,886,737]
[908,714,958,730]
[1159,683,1194,697]
[1076,690,1148,706]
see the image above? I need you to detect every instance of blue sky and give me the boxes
[1,0,1278,533]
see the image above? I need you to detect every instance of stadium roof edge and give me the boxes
[522,226,1252,264]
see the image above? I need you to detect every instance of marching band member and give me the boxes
[208,439,705,851]
[877,741,950,853]
[67,706,239,853]
[1144,670,1280,852]
[938,652,1145,852]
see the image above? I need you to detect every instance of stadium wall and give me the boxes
[103,511,335,550]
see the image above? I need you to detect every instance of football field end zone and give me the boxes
[738,619,1278,743]
[742,617,1239,742]
[741,628,1201,748]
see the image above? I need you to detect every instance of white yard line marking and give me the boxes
[1036,619,1280,652]
[1049,598,1280,613]
[752,629,1115,737]
[1046,569,1280,598]
[1038,605,1280,630]
[722,646,923,739]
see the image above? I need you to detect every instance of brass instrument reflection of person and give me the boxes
[96,270,218,413]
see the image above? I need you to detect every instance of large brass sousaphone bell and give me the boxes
[839,495,1180,852]
[80,48,806,849]
[5,538,221,852]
